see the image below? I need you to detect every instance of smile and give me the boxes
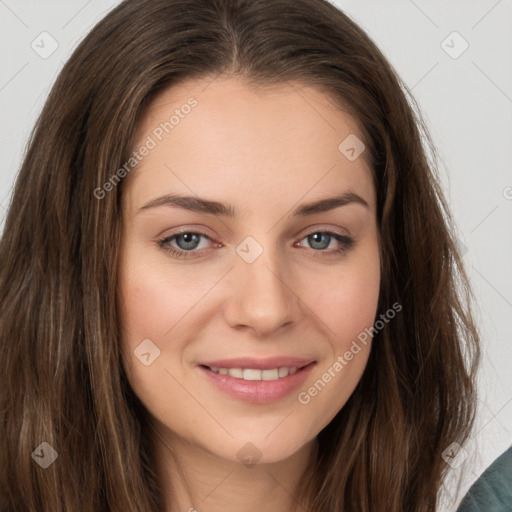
[205,366,299,380]
[198,362,317,403]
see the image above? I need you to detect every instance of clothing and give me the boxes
[456,445,512,511]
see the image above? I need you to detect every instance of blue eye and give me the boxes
[158,231,212,259]
[157,230,355,260]
[297,232,355,255]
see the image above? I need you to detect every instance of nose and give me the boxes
[223,244,302,337]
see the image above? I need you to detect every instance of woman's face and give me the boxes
[118,76,380,465]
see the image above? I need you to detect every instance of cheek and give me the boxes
[117,253,213,395]
[117,258,208,417]
[306,251,381,346]
[118,258,208,345]
[295,262,379,425]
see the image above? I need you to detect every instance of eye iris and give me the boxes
[308,233,330,250]
[176,233,201,250]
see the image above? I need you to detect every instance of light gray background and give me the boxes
[0,1,511,509]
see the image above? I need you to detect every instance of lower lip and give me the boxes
[198,363,316,404]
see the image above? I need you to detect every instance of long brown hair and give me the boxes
[0,0,480,510]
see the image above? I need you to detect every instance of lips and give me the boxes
[196,357,317,403]
[197,356,315,370]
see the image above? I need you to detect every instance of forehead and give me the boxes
[134,75,366,154]
[125,75,375,214]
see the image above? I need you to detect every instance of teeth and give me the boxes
[243,368,262,380]
[262,368,279,380]
[228,368,243,378]
[208,366,299,380]
[278,367,289,378]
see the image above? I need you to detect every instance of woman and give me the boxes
[0,0,481,510]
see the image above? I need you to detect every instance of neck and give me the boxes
[149,420,318,512]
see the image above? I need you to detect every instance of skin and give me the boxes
[118,75,381,512]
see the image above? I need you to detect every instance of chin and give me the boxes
[206,432,314,467]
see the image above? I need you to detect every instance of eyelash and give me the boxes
[156,229,356,260]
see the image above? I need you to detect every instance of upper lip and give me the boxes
[198,357,316,370]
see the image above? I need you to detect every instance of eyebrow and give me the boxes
[138,191,370,217]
